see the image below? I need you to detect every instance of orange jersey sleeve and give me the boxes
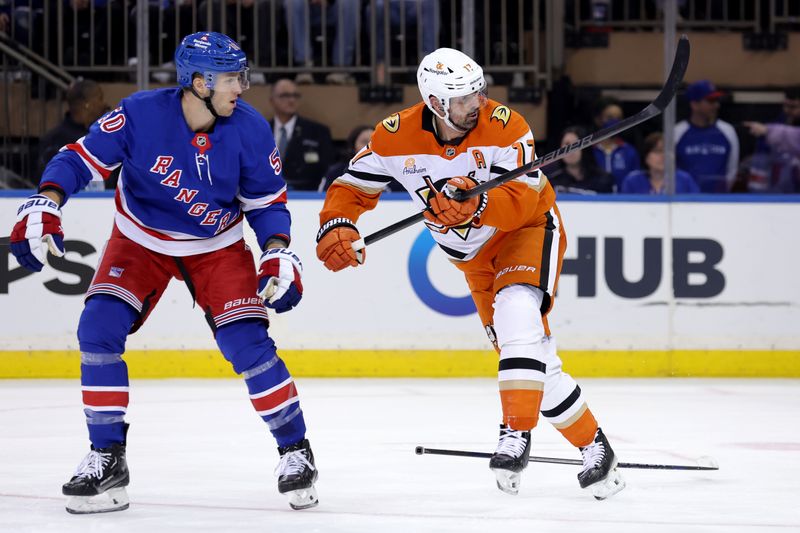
[319,181,382,225]
[481,180,555,232]
[476,107,555,232]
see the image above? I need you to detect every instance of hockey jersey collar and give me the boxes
[421,105,468,148]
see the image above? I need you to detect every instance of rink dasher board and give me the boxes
[1,193,798,377]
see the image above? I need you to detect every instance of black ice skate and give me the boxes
[62,441,130,514]
[489,424,531,495]
[578,427,626,500]
[275,438,318,510]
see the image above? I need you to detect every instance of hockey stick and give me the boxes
[351,35,690,252]
[414,445,719,471]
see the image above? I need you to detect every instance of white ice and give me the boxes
[1,378,799,533]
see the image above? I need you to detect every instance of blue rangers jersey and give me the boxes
[675,118,739,193]
[40,88,290,256]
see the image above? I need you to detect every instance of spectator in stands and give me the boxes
[675,79,739,193]
[197,0,275,77]
[779,86,800,127]
[269,78,335,190]
[1,0,44,50]
[591,96,640,189]
[127,0,195,82]
[544,126,614,194]
[62,0,118,67]
[284,0,359,85]
[37,79,108,179]
[620,132,699,194]
[741,121,800,193]
[319,124,372,191]
[744,122,800,159]
[366,0,438,85]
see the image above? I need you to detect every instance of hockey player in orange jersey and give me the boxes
[316,48,625,499]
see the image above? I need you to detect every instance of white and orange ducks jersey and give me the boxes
[319,99,556,262]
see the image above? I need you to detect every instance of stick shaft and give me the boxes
[416,446,718,471]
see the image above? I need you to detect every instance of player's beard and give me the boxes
[452,109,479,132]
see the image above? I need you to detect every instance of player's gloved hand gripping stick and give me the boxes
[351,35,690,254]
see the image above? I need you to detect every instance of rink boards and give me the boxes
[1,193,798,377]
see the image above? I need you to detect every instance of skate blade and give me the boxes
[492,468,521,496]
[66,487,130,514]
[287,486,318,510]
[587,460,626,501]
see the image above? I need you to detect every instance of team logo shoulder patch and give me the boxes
[382,113,400,133]
[490,105,511,128]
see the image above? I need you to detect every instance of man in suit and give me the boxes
[269,78,335,190]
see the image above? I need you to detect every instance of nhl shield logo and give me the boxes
[192,133,212,155]
[445,147,456,157]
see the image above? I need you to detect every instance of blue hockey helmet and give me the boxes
[175,32,250,91]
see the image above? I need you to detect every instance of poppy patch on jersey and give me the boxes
[490,105,511,127]
[382,113,400,133]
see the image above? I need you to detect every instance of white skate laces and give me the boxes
[274,449,315,477]
[495,427,528,458]
[580,437,606,473]
[73,450,111,480]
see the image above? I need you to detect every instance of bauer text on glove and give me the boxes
[10,194,66,272]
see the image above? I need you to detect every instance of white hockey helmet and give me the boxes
[417,47,487,132]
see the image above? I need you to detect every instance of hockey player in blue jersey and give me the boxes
[9,32,319,513]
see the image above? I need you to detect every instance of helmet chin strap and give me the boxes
[432,99,468,135]
[190,86,220,119]
[443,115,468,134]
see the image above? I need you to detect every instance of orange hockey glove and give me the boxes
[316,217,365,272]
[423,176,488,227]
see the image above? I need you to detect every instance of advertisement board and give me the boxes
[1,194,798,376]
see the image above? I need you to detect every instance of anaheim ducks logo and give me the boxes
[415,175,478,241]
[490,105,511,127]
[382,113,400,133]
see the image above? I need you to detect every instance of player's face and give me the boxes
[448,89,487,132]
[212,72,245,116]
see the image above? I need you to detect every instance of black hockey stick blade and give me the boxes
[414,445,719,471]
[354,36,690,250]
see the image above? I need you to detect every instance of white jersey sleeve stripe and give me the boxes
[237,185,288,212]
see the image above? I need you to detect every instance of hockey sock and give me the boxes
[77,295,138,448]
[534,336,599,448]
[216,320,306,447]
[557,407,598,448]
[494,285,547,431]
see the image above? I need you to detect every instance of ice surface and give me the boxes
[1,378,798,532]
